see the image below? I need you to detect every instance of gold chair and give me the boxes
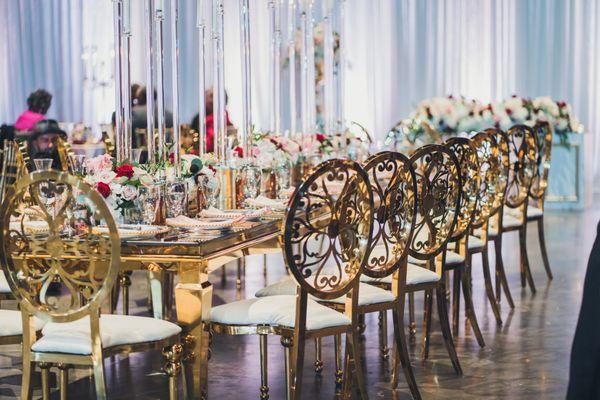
[440,137,485,346]
[524,121,553,280]
[490,125,539,299]
[404,144,463,372]
[466,129,505,326]
[54,136,76,173]
[0,171,183,399]
[209,159,374,400]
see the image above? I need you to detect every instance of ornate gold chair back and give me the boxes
[362,151,417,279]
[470,131,502,231]
[529,121,553,209]
[0,171,120,323]
[54,136,76,172]
[504,125,538,210]
[282,159,374,301]
[408,144,461,262]
[15,139,33,172]
[488,128,510,216]
[0,140,20,203]
[444,137,480,240]
[101,130,116,157]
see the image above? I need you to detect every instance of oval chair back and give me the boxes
[470,130,502,235]
[407,144,462,267]
[283,159,374,301]
[0,171,121,325]
[529,121,553,210]
[444,137,480,241]
[362,151,417,279]
[504,125,538,213]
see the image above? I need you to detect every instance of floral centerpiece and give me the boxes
[252,132,301,171]
[84,154,153,217]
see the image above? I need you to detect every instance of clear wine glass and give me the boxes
[34,158,53,171]
[275,164,291,200]
[166,180,187,218]
[69,154,87,176]
[240,165,261,207]
[198,175,220,209]
[139,185,161,224]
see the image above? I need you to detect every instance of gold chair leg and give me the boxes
[519,226,536,293]
[420,289,433,361]
[346,329,368,399]
[58,363,69,400]
[482,247,503,325]
[391,295,421,399]
[163,344,183,400]
[92,356,107,400]
[236,258,243,290]
[452,269,461,337]
[119,271,132,315]
[291,335,306,400]
[358,313,366,337]
[221,264,227,285]
[435,286,463,375]
[379,311,389,359]
[314,338,323,374]
[408,292,416,338]
[461,263,485,348]
[333,334,343,393]
[259,335,269,399]
[281,336,293,400]
[40,362,51,400]
[263,254,268,280]
[537,217,553,280]
[494,235,515,308]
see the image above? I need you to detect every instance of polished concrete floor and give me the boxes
[0,205,597,399]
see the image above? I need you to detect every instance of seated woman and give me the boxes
[14,89,52,132]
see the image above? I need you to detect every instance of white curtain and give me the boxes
[1,0,599,180]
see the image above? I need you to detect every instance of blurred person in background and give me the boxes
[14,89,52,132]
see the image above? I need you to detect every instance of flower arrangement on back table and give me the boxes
[410,95,583,145]
[252,132,301,171]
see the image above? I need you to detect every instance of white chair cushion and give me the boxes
[32,315,181,355]
[445,251,465,265]
[210,295,351,331]
[361,264,440,286]
[527,206,543,218]
[483,214,523,237]
[0,310,44,337]
[0,271,11,294]
[468,235,484,249]
[255,276,395,306]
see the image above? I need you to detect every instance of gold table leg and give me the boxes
[175,261,212,400]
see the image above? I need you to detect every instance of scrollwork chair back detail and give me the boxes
[0,140,19,203]
[489,128,510,217]
[504,125,538,210]
[283,159,374,300]
[0,171,121,323]
[362,152,417,278]
[470,131,502,230]
[408,144,462,262]
[529,121,553,208]
[444,138,480,240]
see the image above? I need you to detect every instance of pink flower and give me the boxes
[85,154,113,175]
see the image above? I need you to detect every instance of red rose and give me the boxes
[169,153,175,164]
[207,164,216,174]
[505,108,513,115]
[115,164,134,179]
[233,146,244,158]
[96,182,111,198]
[316,134,326,142]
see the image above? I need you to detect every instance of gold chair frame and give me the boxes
[210,159,374,400]
[0,171,182,400]
[440,137,485,347]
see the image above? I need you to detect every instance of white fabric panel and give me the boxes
[32,315,181,355]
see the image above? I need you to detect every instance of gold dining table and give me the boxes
[118,216,284,399]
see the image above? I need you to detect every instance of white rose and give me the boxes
[97,170,116,184]
[120,185,139,201]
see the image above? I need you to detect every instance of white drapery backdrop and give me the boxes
[1,0,599,181]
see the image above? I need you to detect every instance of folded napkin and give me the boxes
[166,215,244,229]
[199,206,267,220]
[245,196,287,211]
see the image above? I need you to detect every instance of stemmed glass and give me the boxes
[132,148,143,164]
[139,185,161,224]
[275,163,291,200]
[69,154,87,176]
[166,180,187,218]
[240,165,261,207]
[198,174,221,209]
[34,158,53,171]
